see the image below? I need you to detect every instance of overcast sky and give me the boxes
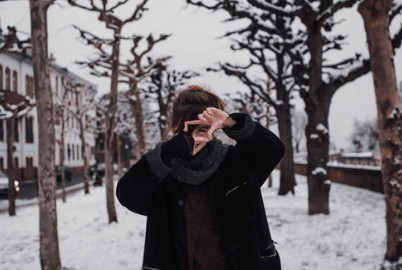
[1,0,401,150]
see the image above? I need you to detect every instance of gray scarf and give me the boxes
[170,139,228,185]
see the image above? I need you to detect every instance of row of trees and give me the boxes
[185,0,402,264]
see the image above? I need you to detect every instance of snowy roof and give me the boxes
[341,152,374,159]
[5,51,98,93]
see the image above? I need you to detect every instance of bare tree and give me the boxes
[0,24,34,216]
[120,35,171,158]
[54,80,72,202]
[68,0,151,223]
[64,81,96,194]
[358,0,402,264]
[192,0,402,214]
[144,63,200,140]
[0,92,35,215]
[187,0,300,195]
[29,0,61,269]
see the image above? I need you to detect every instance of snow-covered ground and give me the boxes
[0,170,394,270]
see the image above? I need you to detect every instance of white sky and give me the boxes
[1,0,401,150]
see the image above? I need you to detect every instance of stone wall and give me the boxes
[293,163,383,193]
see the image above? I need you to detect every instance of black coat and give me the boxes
[116,113,285,270]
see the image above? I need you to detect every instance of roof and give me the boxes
[4,51,97,94]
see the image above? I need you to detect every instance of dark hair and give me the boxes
[169,85,225,135]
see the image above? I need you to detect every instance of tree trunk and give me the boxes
[277,105,296,195]
[60,109,66,203]
[104,36,120,224]
[275,54,296,195]
[127,80,147,160]
[30,0,62,269]
[359,0,402,262]
[303,21,331,215]
[76,92,89,194]
[265,104,273,188]
[79,118,89,194]
[6,116,16,216]
[117,132,122,180]
[304,102,330,215]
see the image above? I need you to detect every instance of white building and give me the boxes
[0,51,97,181]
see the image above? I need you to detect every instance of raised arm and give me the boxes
[223,113,285,187]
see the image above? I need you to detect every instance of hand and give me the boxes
[183,107,231,141]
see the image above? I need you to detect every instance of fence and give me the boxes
[294,162,383,193]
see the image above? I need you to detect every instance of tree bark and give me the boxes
[104,35,120,224]
[60,109,66,203]
[275,54,296,195]
[79,117,89,194]
[127,80,147,161]
[117,132,122,180]
[359,0,402,262]
[302,16,331,215]
[30,0,62,269]
[6,116,16,216]
[75,91,89,194]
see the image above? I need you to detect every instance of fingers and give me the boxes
[183,120,202,133]
[193,137,210,144]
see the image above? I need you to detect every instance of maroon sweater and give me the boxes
[179,183,232,270]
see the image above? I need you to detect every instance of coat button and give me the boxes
[178,200,184,207]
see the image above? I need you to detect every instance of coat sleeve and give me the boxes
[222,113,285,187]
[115,143,171,216]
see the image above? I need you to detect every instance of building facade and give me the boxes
[0,52,97,182]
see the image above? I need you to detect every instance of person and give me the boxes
[116,85,285,270]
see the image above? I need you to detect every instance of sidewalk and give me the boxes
[0,182,86,214]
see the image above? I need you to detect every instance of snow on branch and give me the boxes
[328,57,370,94]
[247,0,301,17]
[316,0,358,27]
[0,26,31,54]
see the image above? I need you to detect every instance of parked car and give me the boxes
[55,165,72,182]
[0,170,19,198]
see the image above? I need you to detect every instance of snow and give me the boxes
[310,134,319,139]
[389,180,401,188]
[389,108,399,119]
[316,123,328,134]
[0,171,391,270]
[324,179,332,185]
[312,167,327,175]
[341,152,374,158]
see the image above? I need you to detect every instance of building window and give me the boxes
[81,144,84,160]
[14,119,19,142]
[26,157,33,168]
[25,75,34,98]
[56,77,59,97]
[67,144,71,161]
[77,144,80,160]
[0,157,3,169]
[12,71,18,92]
[0,65,3,89]
[14,157,19,168]
[72,144,75,160]
[0,120,3,142]
[5,68,10,90]
[25,117,34,143]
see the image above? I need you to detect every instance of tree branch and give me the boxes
[316,0,359,27]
